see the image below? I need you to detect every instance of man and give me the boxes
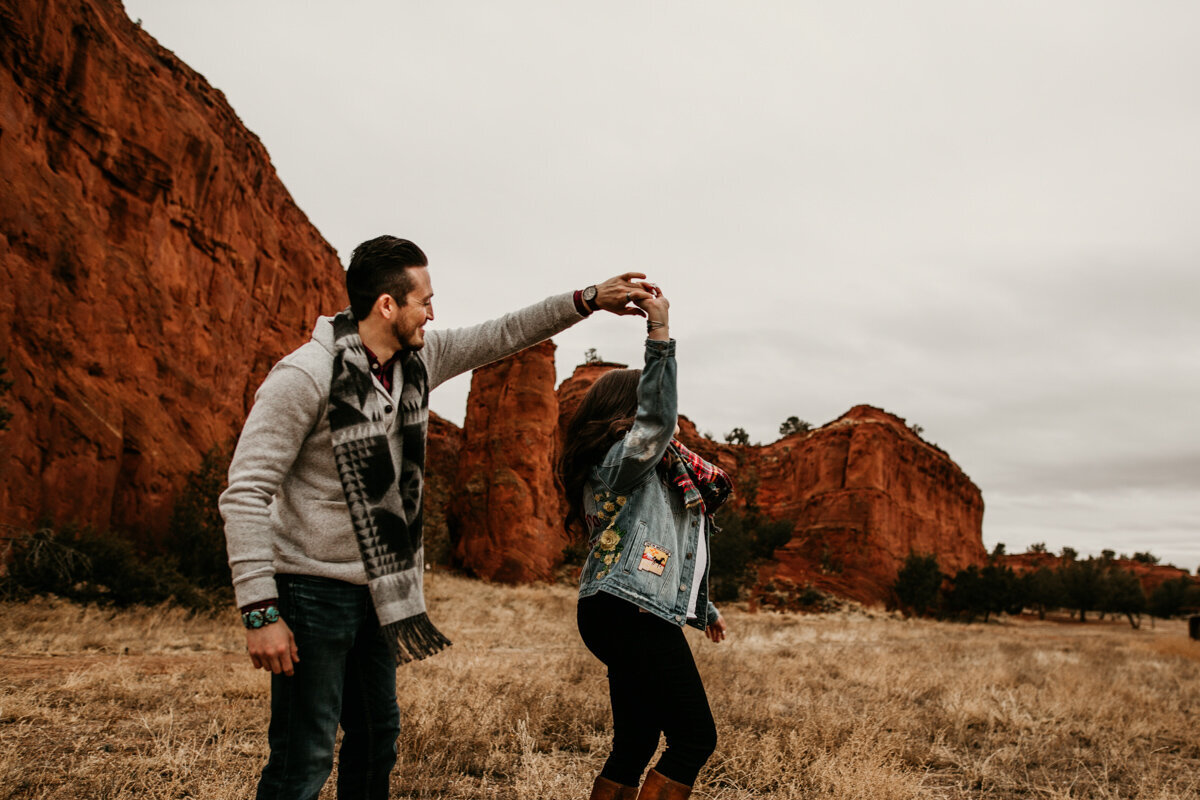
[219,235,654,800]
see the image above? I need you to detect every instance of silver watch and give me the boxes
[581,285,598,311]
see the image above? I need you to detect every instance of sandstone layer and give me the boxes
[448,341,567,582]
[752,406,986,605]
[0,0,345,537]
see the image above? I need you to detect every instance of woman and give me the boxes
[560,285,733,800]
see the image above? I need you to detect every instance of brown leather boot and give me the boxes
[636,769,692,800]
[590,775,638,800]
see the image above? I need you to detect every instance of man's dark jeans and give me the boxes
[257,575,401,800]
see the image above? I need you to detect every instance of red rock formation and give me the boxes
[752,406,986,605]
[461,352,987,603]
[448,341,567,582]
[421,411,462,565]
[0,0,345,537]
[554,360,629,443]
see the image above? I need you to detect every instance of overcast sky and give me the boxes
[123,1,1200,572]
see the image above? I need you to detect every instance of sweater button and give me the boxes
[384,405,393,414]
[674,614,682,622]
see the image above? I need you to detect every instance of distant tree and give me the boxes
[0,357,12,431]
[1102,567,1147,629]
[1131,551,1160,565]
[708,509,754,602]
[1059,557,1103,622]
[981,562,1022,619]
[1022,566,1064,620]
[584,348,602,365]
[1101,549,1116,563]
[945,565,989,623]
[1060,546,1078,562]
[909,423,924,437]
[893,552,944,617]
[724,427,751,446]
[991,542,1007,558]
[708,506,793,602]
[1029,542,1048,554]
[778,416,812,437]
[165,447,232,588]
[1148,577,1192,619]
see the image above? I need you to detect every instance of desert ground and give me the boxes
[0,573,1197,799]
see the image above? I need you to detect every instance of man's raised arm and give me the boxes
[422,272,656,390]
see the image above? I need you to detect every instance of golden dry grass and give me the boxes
[1,573,1197,799]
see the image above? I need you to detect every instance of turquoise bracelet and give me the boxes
[241,605,281,630]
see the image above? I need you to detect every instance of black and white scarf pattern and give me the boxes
[328,310,451,664]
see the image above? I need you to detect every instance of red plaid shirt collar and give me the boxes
[363,345,403,394]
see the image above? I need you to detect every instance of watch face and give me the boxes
[583,286,597,302]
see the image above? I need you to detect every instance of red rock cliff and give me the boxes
[0,0,345,537]
[753,406,986,605]
[448,341,567,582]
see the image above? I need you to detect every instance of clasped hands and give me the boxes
[592,272,667,321]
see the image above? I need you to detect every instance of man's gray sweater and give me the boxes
[219,292,583,608]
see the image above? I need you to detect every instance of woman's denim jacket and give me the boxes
[577,338,719,630]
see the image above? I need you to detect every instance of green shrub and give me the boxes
[709,506,796,603]
[2,526,220,610]
[892,552,943,617]
[165,447,231,588]
[708,508,756,602]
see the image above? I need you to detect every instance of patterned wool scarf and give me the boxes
[328,310,451,664]
[660,440,734,516]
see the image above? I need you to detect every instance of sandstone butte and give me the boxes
[0,0,347,539]
[449,346,989,604]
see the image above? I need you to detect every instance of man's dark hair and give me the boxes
[346,236,428,320]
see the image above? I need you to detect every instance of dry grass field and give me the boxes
[1,572,1197,799]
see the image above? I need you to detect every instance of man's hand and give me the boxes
[705,614,728,644]
[591,272,656,317]
[247,620,300,675]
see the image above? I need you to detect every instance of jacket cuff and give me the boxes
[645,337,676,357]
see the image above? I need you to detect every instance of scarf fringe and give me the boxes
[383,613,453,664]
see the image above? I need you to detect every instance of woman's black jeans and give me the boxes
[577,591,718,787]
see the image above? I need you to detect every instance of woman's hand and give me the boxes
[634,283,670,340]
[705,614,727,643]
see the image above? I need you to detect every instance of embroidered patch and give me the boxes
[638,543,670,576]
[593,524,627,580]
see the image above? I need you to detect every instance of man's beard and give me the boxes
[393,320,425,352]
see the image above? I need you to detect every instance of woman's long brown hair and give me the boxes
[558,368,642,536]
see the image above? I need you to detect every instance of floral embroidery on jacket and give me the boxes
[590,488,629,579]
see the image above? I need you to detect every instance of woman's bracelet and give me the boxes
[646,320,668,333]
